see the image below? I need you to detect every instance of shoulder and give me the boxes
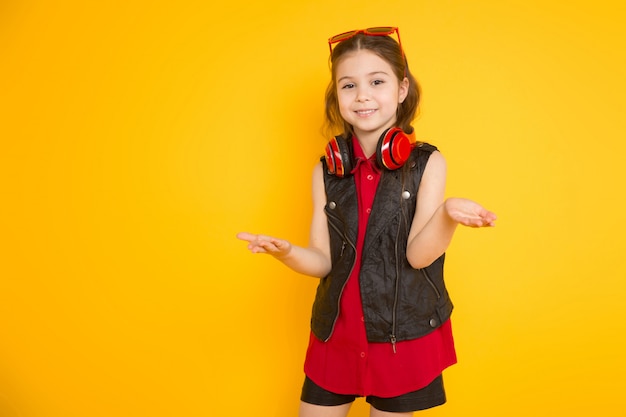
[423,147,446,174]
[408,142,446,174]
[312,161,326,189]
[313,160,324,175]
[425,147,445,166]
[311,161,328,206]
[421,148,446,188]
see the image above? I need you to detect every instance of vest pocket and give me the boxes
[420,268,441,299]
[398,269,441,320]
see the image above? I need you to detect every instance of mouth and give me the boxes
[355,109,377,117]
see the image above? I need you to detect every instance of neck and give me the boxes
[355,131,381,158]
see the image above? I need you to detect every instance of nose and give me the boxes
[355,86,370,102]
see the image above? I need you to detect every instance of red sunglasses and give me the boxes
[328,26,404,56]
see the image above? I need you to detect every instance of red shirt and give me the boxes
[304,137,457,397]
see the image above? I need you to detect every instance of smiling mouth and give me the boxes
[355,109,376,116]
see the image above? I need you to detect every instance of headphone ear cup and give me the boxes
[376,128,412,170]
[325,136,353,177]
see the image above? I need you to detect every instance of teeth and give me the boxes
[356,110,375,115]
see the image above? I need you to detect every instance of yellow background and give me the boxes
[1,1,625,416]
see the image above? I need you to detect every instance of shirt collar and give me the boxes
[350,136,380,174]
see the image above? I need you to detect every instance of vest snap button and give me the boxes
[402,190,411,200]
[329,201,337,209]
[429,318,438,328]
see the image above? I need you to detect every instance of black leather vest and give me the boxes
[310,143,454,344]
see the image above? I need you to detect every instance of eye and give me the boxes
[372,79,385,86]
[340,83,355,89]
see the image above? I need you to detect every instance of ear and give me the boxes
[398,76,409,103]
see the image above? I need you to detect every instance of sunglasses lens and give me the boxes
[330,30,357,43]
[365,27,395,35]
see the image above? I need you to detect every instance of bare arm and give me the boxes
[406,151,497,269]
[236,162,332,278]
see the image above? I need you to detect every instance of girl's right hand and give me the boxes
[236,232,293,259]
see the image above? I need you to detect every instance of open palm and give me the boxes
[445,198,497,228]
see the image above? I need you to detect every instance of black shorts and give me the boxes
[300,374,446,413]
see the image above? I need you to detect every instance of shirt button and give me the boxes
[360,352,366,358]
[367,174,374,181]
[366,208,371,214]
[361,316,365,322]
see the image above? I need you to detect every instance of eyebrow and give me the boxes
[337,71,390,83]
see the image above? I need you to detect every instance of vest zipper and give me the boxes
[325,212,357,342]
[390,221,402,354]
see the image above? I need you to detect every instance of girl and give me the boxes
[237,27,496,417]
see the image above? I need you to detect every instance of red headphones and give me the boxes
[325,127,414,177]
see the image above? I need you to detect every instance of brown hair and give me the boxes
[324,33,421,139]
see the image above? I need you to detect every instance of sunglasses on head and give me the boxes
[328,26,404,56]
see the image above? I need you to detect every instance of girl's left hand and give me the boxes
[444,198,497,228]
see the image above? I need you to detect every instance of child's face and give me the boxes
[335,49,408,141]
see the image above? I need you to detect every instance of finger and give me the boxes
[477,215,494,226]
[481,212,497,227]
[481,209,497,221]
[264,237,282,251]
[460,217,485,228]
[256,234,274,243]
[236,232,256,242]
[260,240,274,249]
[270,238,285,249]
[250,239,274,253]
[250,245,268,254]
